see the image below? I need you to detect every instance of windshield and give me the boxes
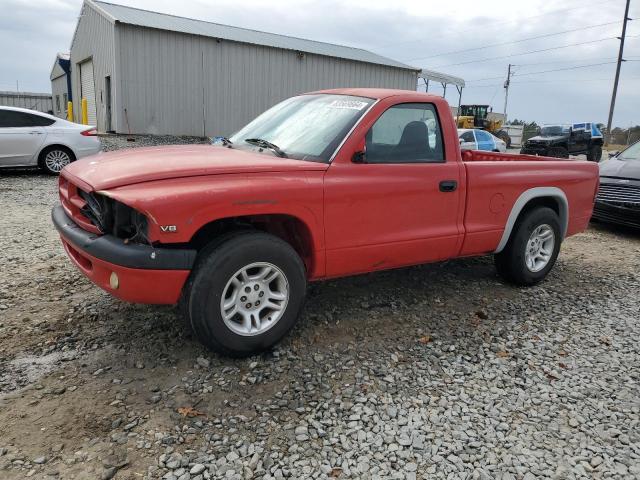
[540,125,569,136]
[618,141,640,161]
[229,94,374,162]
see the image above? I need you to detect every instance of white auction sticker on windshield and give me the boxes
[328,100,369,110]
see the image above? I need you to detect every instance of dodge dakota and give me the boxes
[52,89,599,356]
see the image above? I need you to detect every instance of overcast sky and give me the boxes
[1,0,638,127]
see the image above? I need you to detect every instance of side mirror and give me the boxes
[352,138,367,163]
[352,150,367,164]
[608,151,619,158]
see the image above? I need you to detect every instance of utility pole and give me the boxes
[503,64,514,122]
[606,0,631,141]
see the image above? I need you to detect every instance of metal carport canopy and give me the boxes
[419,69,465,88]
[418,69,465,111]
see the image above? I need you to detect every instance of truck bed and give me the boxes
[459,151,599,257]
[461,150,567,163]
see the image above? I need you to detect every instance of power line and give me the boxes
[405,21,621,61]
[514,56,620,66]
[464,75,640,88]
[466,61,619,82]
[432,36,619,68]
[374,0,619,50]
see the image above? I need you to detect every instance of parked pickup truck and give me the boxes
[53,89,599,356]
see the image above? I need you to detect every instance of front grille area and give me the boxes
[59,177,102,234]
[59,176,148,242]
[596,182,640,209]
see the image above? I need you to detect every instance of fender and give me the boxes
[495,187,568,253]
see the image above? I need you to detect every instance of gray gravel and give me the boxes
[99,133,210,151]
[0,135,639,480]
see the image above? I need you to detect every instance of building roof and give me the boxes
[419,69,465,88]
[0,91,53,98]
[89,0,419,72]
[50,53,70,81]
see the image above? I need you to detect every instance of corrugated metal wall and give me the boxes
[70,2,116,131]
[202,41,417,136]
[116,24,417,136]
[0,92,53,113]
[117,26,205,136]
[51,76,68,118]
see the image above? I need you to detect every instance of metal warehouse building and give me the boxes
[0,91,53,113]
[50,53,72,119]
[66,0,420,136]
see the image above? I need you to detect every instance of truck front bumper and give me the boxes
[52,204,196,304]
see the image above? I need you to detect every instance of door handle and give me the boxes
[439,180,458,192]
[29,131,43,135]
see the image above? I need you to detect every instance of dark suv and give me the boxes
[521,123,604,161]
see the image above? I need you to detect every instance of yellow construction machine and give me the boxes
[455,104,511,147]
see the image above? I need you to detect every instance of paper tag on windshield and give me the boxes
[328,100,368,110]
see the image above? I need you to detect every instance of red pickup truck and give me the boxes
[53,89,598,356]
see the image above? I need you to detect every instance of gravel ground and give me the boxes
[0,136,639,480]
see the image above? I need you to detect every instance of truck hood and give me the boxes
[526,135,566,143]
[62,145,329,190]
[599,157,640,180]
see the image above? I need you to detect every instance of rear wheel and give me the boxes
[495,207,561,286]
[185,232,306,357]
[39,146,75,175]
[587,145,602,162]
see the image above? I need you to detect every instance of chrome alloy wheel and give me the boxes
[45,150,71,173]
[220,262,289,336]
[525,224,555,273]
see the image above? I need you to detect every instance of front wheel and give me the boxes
[495,207,561,286]
[185,232,307,357]
[548,146,568,158]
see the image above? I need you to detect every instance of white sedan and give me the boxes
[0,106,101,174]
[458,128,507,153]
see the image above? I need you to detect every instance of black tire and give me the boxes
[39,145,75,175]
[494,207,562,286]
[185,232,307,357]
[548,146,568,158]
[587,145,602,162]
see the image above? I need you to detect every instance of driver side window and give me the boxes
[365,103,444,164]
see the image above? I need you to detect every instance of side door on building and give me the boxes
[0,109,51,167]
[324,101,464,277]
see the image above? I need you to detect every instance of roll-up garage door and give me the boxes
[79,60,97,127]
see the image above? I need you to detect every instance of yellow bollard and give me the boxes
[81,98,88,125]
[67,101,73,122]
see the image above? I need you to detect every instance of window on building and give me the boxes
[55,95,61,112]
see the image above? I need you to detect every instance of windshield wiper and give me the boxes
[244,138,288,158]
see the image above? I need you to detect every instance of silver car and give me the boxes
[0,106,101,174]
